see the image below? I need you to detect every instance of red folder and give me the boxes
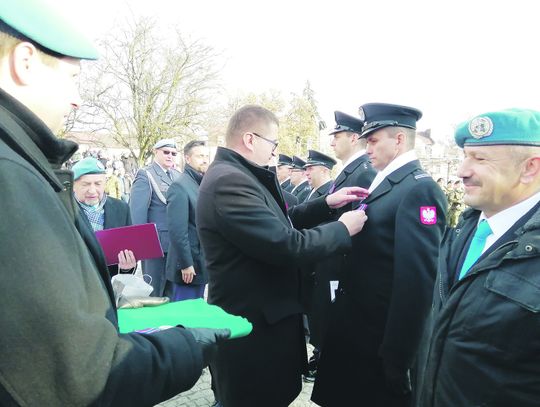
[95,223,164,266]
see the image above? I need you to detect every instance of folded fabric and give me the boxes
[118,298,252,339]
[117,296,170,309]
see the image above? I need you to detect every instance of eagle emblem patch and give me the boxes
[420,206,437,225]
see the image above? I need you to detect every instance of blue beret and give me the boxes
[278,154,293,167]
[359,103,422,138]
[304,149,337,170]
[72,157,106,181]
[455,108,540,148]
[153,138,177,149]
[291,155,306,170]
[329,111,364,135]
[0,0,99,60]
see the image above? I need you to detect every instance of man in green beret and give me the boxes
[415,108,540,407]
[0,0,229,405]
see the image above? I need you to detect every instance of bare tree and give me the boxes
[75,16,220,165]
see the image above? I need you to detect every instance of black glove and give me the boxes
[383,360,412,396]
[185,327,231,367]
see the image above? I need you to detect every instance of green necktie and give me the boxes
[459,219,493,280]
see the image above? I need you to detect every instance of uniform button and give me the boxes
[525,245,534,252]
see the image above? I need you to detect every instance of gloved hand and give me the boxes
[185,327,231,367]
[383,360,412,396]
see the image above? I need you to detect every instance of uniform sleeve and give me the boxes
[0,160,203,406]
[129,169,151,225]
[211,171,351,268]
[167,181,193,269]
[380,181,447,368]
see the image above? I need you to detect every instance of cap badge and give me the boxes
[358,107,365,121]
[468,116,493,139]
[97,161,105,170]
[420,206,437,225]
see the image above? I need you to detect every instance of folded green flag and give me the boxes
[118,298,252,339]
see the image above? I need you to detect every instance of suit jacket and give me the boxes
[313,160,447,407]
[0,89,202,406]
[103,197,132,276]
[291,179,311,203]
[197,147,352,407]
[129,161,180,252]
[166,166,207,285]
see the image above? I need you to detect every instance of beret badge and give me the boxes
[468,116,494,139]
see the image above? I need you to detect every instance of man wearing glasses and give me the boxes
[130,138,181,297]
[197,104,369,407]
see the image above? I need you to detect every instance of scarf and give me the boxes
[78,195,107,232]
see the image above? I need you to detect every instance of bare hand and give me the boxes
[326,187,369,209]
[118,249,137,270]
[338,210,368,236]
[181,266,196,284]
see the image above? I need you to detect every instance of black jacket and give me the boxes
[313,160,447,407]
[166,165,207,285]
[0,88,203,406]
[197,147,351,407]
[415,204,540,407]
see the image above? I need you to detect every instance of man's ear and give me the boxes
[242,132,255,152]
[11,41,39,85]
[521,156,540,184]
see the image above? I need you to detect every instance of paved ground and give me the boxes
[158,347,319,407]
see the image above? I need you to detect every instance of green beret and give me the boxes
[455,108,540,148]
[72,157,106,181]
[0,0,99,60]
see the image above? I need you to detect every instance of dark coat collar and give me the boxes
[0,88,78,191]
[366,160,421,203]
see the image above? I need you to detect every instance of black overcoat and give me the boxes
[312,160,447,407]
[197,147,352,407]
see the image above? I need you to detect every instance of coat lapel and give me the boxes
[365,160,420,204]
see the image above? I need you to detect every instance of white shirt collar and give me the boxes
[479,190,540,252]
[334,149,366,181]
[368,150,417,193]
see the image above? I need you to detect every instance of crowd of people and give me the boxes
[1,2,540,407]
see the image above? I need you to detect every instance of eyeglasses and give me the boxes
[251,132,279,152]
[161,150,178,156]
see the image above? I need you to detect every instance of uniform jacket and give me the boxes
[129,161,180,252]
[415,204,540,407]
[165,165,207,286]
[280,178,292,192]
[291,179,311,203]
[306,180,333,202]
[313,160,447,406]
[197,147,352,407]
[0,89,203,406]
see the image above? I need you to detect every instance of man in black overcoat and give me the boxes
[197,104,369,407]
[312,103,447,407]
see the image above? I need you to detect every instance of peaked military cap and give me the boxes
[329,111,364,135]
[277,154,293,167]
[291,155,307,170]
[153,138,177,149]
[455,108,540,148]
[359,103,423,138]
[0,0,99,60]
[304,150,337,170]
[72,157,106,181]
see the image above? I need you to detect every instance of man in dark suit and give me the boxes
[197,104,369,407]
[72,157,136,277]
[313,103,447,407]
[130,138,181,296]
[277,153,294,192]
[416,109,540,407]
[290,155,311,203]
[166,140,209,301]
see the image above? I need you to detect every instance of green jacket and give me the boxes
[0,89,203,406]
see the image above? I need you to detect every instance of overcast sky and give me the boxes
[61,0,540,142]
